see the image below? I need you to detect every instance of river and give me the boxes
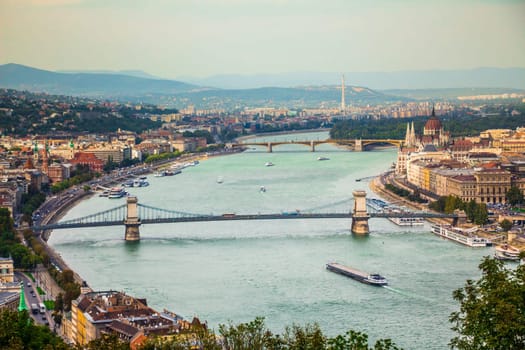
[48,132,490,349]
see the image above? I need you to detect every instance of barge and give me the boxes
[326,262,387,286]
[431,224,492,247]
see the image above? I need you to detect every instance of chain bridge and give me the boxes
[32,191,458,241]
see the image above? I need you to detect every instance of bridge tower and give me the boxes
[310,140,315,152]
[354,139,363,152]
[267,142,273,153]
[351,190,369,235]
[124,196,141,241]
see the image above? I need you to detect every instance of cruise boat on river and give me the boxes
[326,262,388,286]
[108,187,127,199]
[494,244,521,261]
[388,217,425,226]
[367,198,389,211]
[431,224,492,247]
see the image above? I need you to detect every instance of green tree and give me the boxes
[450,257,525,350]
[499,219,513,232]
[506,186,524,206]
[83,333,129,350]
[473,203,488,225]
[327,330,402,350]
[0,309,69,349]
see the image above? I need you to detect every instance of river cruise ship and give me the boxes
[388,217,425,226]
[326,262,388,286]
[431,224,492,247]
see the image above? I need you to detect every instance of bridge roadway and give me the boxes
[33,211,455,231]
[229,138,403,152]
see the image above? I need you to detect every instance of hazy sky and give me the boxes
[1,0,524,79]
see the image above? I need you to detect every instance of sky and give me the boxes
[1,0,524,79]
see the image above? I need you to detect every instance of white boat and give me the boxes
[154,171,165,177]
[389,217,425,226]
[317,156,330,161]
[367,198,389,211]
[494,244,521,261]
[108,187,126,199]
[217,177,224,184]
[259,186,266,193]
[265,162,274,167]
[431,224,492,247]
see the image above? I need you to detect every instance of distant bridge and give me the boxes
[33,191,457,242]
[227,139,403,152]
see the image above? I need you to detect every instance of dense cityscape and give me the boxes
[1,0,525,349]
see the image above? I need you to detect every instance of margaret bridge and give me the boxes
[228,138,404,152]
[32,191,460,242]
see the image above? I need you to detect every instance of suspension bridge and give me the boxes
[32,191,459,241]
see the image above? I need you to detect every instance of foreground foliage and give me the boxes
[450,257,525,350]
[139,317,402,350]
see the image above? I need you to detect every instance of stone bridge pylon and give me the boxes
[124,196,141,241]
[351,190,369,235]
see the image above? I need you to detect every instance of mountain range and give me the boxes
[179,67,525,90]
[1,63,524,108]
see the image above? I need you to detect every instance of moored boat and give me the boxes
[108,187,126,199]
[431,224,492,247]
[388,217,425,226]
[494,244,521,261]
[326,262,387,286]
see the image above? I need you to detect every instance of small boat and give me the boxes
[494,244,521,261]
[317,156,330,161]
[265,162,274,167]
[154,171,165,177]
[108,187,126,199]
[164,169,180,176]
[98,191,109,197]
[326,262,387,286]
[259,186,266,193]
[217,177,224,184]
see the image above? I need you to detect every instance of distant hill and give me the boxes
[58,69,161,80]
[0,63,198,96]
[0,63,394,108]
[180,68,525,90]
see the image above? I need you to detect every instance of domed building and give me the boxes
[423,108,442,136]
[403,106,449,149]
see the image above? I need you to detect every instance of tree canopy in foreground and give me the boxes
[450,256,525,350]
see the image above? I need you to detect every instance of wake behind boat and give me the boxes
[326,262,387,286]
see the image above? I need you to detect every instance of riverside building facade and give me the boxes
[395,114,525,204]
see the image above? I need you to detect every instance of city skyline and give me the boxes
[1,0,524,81]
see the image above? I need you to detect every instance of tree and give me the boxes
[450,257,525,350]
[0,309,69,349]
[506,186,524,206]
[499,219,513,232]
